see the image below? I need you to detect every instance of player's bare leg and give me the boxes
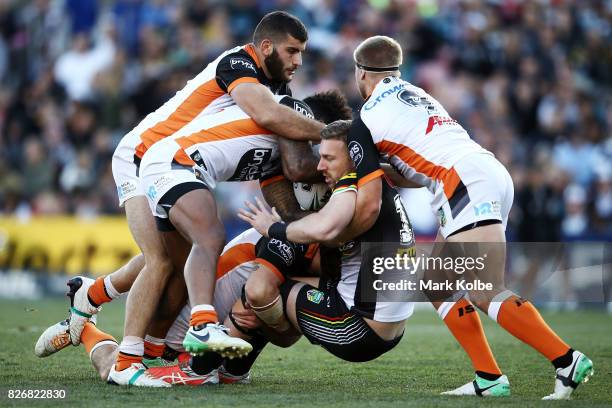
[244,265,289,331]
[107,196,173,387]
[448,223,593,399]
[144,264,189,364]
[168,189,252,357]
[168,189,223,312]
[91,344,119,381]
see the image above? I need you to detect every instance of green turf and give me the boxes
[1,299,610,407]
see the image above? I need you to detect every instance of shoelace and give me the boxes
[207,322,230,334]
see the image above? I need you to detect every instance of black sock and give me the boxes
[161,346,179,362]
[223,334,268,376]
[190,352,223,375]
[552,348,575,370]
[87,294,101,308]
[475,371,501,381]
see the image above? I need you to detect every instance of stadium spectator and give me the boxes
[0,0,609,241]
[54,30,116,102]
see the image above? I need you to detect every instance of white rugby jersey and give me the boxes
[119,43,291,162]
[143,95,309,186]
[349,76,490,212]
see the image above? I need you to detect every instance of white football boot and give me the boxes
[35,319,71,357]
[66,276,100,345]
[183,323,253,358]
[542,350,594,400]
[441,374,510,397]
[107,363,171,387]
[35,314,98,357]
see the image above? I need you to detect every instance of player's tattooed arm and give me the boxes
[261,178,310,222]
[278,138,324,183]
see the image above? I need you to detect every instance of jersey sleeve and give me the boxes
[255,238,309,282]
[331,172,358,197]
[347,116,384,187]
[215,52,260,93]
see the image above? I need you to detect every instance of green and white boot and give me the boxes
[142,357,175,368]
[441,374,511,397]
[542,351,594,400]
[183,323,252,358]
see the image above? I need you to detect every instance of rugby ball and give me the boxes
[293,182,331,211]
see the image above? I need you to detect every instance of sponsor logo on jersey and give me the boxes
[293,102,314,119]
[348,141,364,167]
[394,195,414,245]
[147,185,157,200]
[397,89,437,114]
[306,289,324,304]
[117,181,137,200]
[230,57,257,74]
[268,238,295,266]
[190,151,207,170]
[194,168,206,183]
[339,240,357,256]
[474,201,501,217]
[153,175,174,191]
[363,83,405,110]
[425,115,459,135]
[229,148,273,181]
[438,208,447,227]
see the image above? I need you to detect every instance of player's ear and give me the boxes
[360,69,368,81]
[261,39,274,57]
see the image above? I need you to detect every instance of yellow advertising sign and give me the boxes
[0,217,139,276]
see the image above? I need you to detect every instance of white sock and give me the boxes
[118,336,144,356]
[104,275,122,299]
[90,339,117,360]
[437,301,455,320]
[487,290,515,322]
[191,304,215,315]
[144,334,165,346]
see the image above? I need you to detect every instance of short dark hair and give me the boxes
[354,36,402,71]
[321,120,352,143]
[253,11,308,45]
[304,90,353,125]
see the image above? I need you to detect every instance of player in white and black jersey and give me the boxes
[239,120,415,361]
[343,35,593,399]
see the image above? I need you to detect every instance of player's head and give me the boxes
[303,90,353,125]
[317,120,354,187]
[253,11,308,83]
[353,36,402,98]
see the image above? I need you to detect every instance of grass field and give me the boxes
[1,298,611,408]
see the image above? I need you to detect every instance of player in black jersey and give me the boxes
[239,120,415,361]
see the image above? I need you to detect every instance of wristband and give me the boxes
[268,222,288,241]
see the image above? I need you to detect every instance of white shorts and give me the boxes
[165,265,252,352]
[436,153,514,238]
[111,135,144,207]
[140,140,214,219]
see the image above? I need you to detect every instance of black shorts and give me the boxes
[154,182,208,231]
[280,277,402,362]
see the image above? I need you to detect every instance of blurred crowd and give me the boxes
[0,0,610,240]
